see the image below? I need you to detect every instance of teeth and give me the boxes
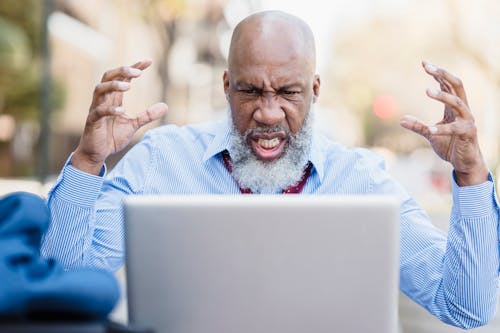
[257,138,280,149]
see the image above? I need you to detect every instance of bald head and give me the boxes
[223,11,321,143]
[228,11,317,75]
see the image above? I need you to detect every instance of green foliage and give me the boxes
[0,0,41,52]
[0,0,64,121]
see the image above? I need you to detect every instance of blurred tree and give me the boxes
[325,0,500,163]
[141,0,228,124]
[326,14,432,152]
[142,0,187,122]
[0,1,40,121]
[0,0,64,177]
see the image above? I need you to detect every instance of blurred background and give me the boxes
[0,0,499,332]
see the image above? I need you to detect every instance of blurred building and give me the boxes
[48,0,229,172]
[1,0,498,180]
[322,0,500,169]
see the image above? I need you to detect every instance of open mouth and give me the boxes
[257,137,281,149]
[249,132,287,161]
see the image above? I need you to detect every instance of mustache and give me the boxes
[243,125,290,137]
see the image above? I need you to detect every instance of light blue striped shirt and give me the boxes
[41,119,500,329]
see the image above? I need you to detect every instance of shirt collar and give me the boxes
[203,118,327,184]
[308,130,326,182]
[202,119,231,162]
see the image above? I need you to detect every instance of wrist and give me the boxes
[71,148,105,176]
[454,164,489,187]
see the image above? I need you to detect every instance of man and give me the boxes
[41,11,499,329]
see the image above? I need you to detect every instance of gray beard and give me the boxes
[228,111,313,194]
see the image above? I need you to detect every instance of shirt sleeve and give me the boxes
[399,172,499,329]
[41,134,158,272]
[40,157,105,268]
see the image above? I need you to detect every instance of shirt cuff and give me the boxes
[51,154,107,207]
[452,172,499,218]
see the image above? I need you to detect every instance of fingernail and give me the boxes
[427,88,440,97]
[425,63,438,72]
[117,82,130,89]
[127,67,142,76]
[403,115,418,122]
[428,126,437,134]
[114,106,125,113]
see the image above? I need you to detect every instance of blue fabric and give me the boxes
[41,119,500,329]
[0,192,119,320]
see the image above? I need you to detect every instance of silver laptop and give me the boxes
[124,195,400,333]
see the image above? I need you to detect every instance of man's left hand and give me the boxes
[400,61,489,186]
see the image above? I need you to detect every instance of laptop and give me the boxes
[124,195,400,333]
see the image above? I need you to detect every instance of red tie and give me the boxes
[221,150,312,194]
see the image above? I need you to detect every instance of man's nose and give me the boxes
[253,92,285,126]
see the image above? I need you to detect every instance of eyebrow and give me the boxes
[234,82,257,89]
[277,84,304,91]
[234,82,304,91]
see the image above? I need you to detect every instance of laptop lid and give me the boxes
[124,195,399,333]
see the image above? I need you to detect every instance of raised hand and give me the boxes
[72,60,168,175]
[400,61,488,186]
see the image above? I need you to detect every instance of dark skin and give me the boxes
[400,61,489,186]
[72,11,488,187]
[72,60,167,175]
[223,11,320,162]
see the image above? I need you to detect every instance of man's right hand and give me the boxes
[71,59,168,175]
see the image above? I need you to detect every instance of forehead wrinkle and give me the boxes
[232,64,308,88]
[235,77,306,93]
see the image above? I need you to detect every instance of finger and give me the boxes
[439,108,456,124]
[130,58,153,71]
[93,80,130,98]
[439,81,452,94]
[424,122,464,136]
[101,66,143,83]
[422,62,455,98]
[422,61,455,96]
[426,88,472,120]
[429,72,452,94]
[132,102,168,130]
[91,81,130,106]
[88,105,126,122]
[400,115,467,138]
[400,115,433,140]
[422,61,468,105]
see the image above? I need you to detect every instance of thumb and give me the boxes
[400,115,433,140]
[134,102,168,129]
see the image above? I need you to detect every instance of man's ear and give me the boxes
[313,74,321,103]
[223,70,230,96]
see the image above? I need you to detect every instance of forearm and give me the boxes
[41,160,105,268]
[42,203,125,272]
[432,177,499,328]
[41,196,94,268]
[41,144,152,272]
[399,176,499,329]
